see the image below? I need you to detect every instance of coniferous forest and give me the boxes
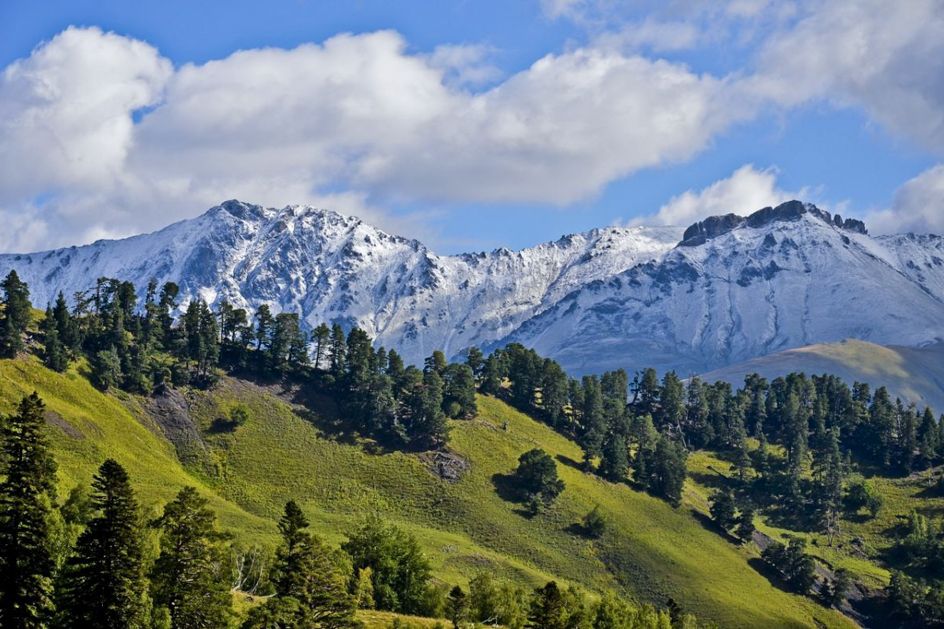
[1,268,944,627]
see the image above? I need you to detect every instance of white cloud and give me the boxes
[867,164,944,235]
[630,164,806,226]
[750,0,944,151]
[427,44,502,87]
[0,27,751,250]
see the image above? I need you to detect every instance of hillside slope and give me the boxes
[700,339,944,413]
[0,356,853,628]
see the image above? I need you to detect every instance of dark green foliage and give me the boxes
[761,537,816,594]
[826,568,851,608]
[0,270,31,358]
[446,585,468,629]
[598,433,628,482]
[735,506,755,542]
[250,501,357,628]
[91,346,122,391]
[342,515,432,616]
[40,306,68,372]
[650,435,687,507]
[527,581,566,629]
[151,487,233,629]
[56,459,149,628]
[887,570,944,626]
[512,448,565,509]
[709,489,737,531]
[442,363,477,419]
[0,392,58,628]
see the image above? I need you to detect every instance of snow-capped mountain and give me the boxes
[0,200,680,366]
[500,201,944,374]
[1,199,942,375]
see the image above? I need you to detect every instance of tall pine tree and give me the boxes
[57,459,149,628]
[0,393,57,628]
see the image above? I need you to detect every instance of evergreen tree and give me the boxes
[512,449,565,509]
[0,269,31,358]
[464,347,484,382]
[40,306,68,372]
[598,432,629,482]
[581,506,606,539]
[651,435,687,507]
[406,370,448,449]
[328,323,347,382]
[918,407,939,473]
[57,459,149,629]
[826,568,851,608]
[91,346,123,391]
[252,501,356,628]
[630,414,658,488]
[446,585,469,629]
[709,489,737,530]
[479,354,504,396]
[442,363,477,419]
[52,292,77,351]
[311,323,331,370]
[578,376,606,466]
[151,487,232,629]
[527,581,566,629]
[342,515,432,616]
[540,360,569,430]
[0,392,57,628]
[736,506,756,541]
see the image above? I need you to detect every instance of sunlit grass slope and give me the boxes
[0,357,271,538]
[182,378,852,628]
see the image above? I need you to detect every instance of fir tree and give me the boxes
[251,501,356,628]
[598,433,628,482]
[40,306,68,372]
[512,449,565,509]
[736,506,756,542]
[527,581,566,629]
[57,459,149,629]
[0,393,58,628]
[0,269,31,358]
[151,487,232,629]
[651,434,687,507]
[709,489,737,530]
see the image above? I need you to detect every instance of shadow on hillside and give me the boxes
[747,557,796,595]
[555,454,584,471]
[690,509,743,545]
[491,472,535,518]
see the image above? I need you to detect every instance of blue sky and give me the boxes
[1,0,942,253]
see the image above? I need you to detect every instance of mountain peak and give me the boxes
[679,200,868,247]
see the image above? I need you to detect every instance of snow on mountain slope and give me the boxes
[497,202,944,375]
[2,199,942,375]
[0,200,680,365]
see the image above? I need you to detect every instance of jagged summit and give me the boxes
[0,199,941,374]
[679,200,868,247]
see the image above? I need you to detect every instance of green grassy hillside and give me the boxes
[0,356,855,628]
[701,339,944,412]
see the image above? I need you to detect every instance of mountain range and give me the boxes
[2,199,942,380]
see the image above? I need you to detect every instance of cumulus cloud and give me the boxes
[629,164,807,227]
[0,26,751,251]
[867,165,944,235]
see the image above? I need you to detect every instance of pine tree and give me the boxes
[0,393,57,628]
[40,306,68,372]
[52,291,77,351]
[651,434,687,507]
[578,376,606,466]
[442,363,477,419]
[527,581,566,629]
[252,501,357,628]
[736,506,756,541]
[598,433,628,482]
[709,489,737,530]
[91,346,123,391]
[151,487,232,629]
[0,269,31,358]
[57,459,149,628]
[406,370,448,449]
[311,323,331,370]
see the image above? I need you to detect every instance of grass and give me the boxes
[1,356,855,628]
